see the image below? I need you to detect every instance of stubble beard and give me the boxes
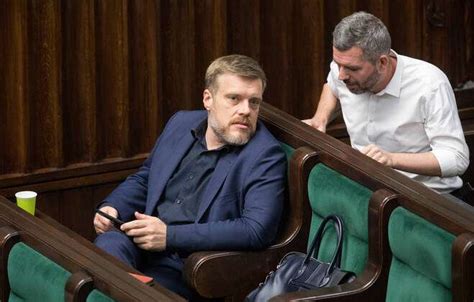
[345,69,381,95]
[208,115,255,146]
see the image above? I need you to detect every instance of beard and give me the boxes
[208,115,256,146]
[344,69,381,94]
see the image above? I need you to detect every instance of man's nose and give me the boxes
[338,67,349,81]
[237,100,251,115]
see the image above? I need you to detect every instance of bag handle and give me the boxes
[302,215,344,282]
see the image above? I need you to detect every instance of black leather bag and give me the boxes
[245,214,355,302]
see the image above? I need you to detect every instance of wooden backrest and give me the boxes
[260,103,474,234]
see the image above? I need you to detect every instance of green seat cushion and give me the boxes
[307,163,373,275]
[8,242,71,302]
[86,289,115,302]
[386,207,455,302]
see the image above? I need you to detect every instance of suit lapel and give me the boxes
[146,130,195,214]
[196,150,237,221]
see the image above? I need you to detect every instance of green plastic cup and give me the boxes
[15,191,37,215]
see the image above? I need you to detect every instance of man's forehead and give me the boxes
[216,73,261,83]
[332,46,366,66]
[215,73,263,92]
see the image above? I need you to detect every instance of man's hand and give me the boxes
[94,206,119,234]
[302,83,338,133]
[121,212,167,252]
[360,144,394,167]
[302,118,327,133]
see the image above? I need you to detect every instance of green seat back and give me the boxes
[280,142,294,162]
[386,207,455,302]
[7,242,71,302]
[307,163,373,275]
[86,289,115,302]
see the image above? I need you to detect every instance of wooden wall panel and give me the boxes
[28,0,63,170]
[1,1,473,224]
[388,0,423,59]
[194,0,227,78]
[227,0,260,59]
[62,0,97,164]
[467,0,474,83]
[95,0,130,159]
[128,0,161,156]
[0,0,28,174]
[423,0,454,82]
[160,0,198,115]
[260,1,293,113]
[291,0,325,118]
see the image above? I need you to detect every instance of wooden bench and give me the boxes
[0,195,185,302]
[256,104,474,301]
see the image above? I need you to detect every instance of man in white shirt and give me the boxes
[303,11,469,198]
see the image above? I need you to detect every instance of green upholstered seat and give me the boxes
[7,242,71,302]
[386,207,455,302]
[307,163,373,275]
[86,289,115,302]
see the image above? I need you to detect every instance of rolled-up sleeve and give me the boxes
[425,82,469,177]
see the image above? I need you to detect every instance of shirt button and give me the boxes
[188,174,194,180]
[176,199,182,204]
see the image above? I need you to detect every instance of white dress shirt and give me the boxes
[327,50,469,193]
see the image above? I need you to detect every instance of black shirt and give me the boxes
[156,121,229,225]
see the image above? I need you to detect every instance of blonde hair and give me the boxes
[205,54,267,93]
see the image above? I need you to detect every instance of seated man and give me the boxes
[93,55,287,299]
[303,11,469,201]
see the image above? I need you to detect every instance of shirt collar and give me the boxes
[375,49,402,98]
[191,119,231,152]
[191,119,207,140]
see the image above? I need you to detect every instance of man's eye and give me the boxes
[346,66,359,72]
[249,99,261,107]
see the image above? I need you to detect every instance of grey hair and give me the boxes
[333,11,391,63]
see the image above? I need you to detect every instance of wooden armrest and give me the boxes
[0,225,20,302]
[65,270,94,302]
[452,232,474,301]
[184,248,287,299]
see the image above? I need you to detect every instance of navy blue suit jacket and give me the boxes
[103,110,286,253]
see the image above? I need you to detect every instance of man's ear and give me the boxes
[377,55,390,72]
[203,89,213,111]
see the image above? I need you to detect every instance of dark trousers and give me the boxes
[94,231,193,300]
